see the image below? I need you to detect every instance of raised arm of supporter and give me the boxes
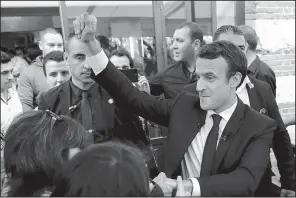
[73,13,176,127]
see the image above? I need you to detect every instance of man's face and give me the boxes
[196,57,236,113]
[1,62,14,91]
[15,49,24,58]
[66,37,94,84]
[110,55,131,70]
[39,33,64,57]
[172,27,195,62]
[45,60,71,88]
[216,33,247,55]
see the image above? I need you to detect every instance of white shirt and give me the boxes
[181,99,238,196]
[1,87,23,135]
[236,76,254,107]
[86,50,239,196]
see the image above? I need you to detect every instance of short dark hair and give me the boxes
[43,51,65,76]
[51,141,150,197]
[109,48,134,68]
[213,25,243,41]
[177,22,204,43]
[15,46,25,53]
[1,51,11,64]
[96,35,110,50]
[39,28,62,41]
[4,110,86,196]
[238,25,259,51]
[197,40,247,88]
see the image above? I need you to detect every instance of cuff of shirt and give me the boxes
[87,50,109,75]
[189,178,201,196]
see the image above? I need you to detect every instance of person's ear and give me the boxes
[229,72,242,89]
[64,52,69,63]
[192,39,201,52]
[38,41,43,51]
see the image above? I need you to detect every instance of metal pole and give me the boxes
[185,1,195,22]
[153,1,168,71]
[58,1,69,40]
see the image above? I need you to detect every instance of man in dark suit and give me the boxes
[37,31,160,178]
[239,25,277,97]
[75,13,276,196]
[185,25,295,196]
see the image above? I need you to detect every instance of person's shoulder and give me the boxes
[243,103,276,128]
[158,61,183,74]
[40,82,67,99]
[249,76,273,93]
[257,56,276,75]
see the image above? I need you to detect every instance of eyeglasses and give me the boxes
[45,109,62,129]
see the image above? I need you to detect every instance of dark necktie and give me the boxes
[81,91,94,145]
[200,114,222,177]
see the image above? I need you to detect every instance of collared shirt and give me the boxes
[1,87,23,136]
[236,76,253,107]
[149,61,197,99]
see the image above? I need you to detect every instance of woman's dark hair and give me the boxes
[43,51,65,76]
[109,48,134,68]
[198,40,247,88]
[4,110,86,196]
[51,141,150,197]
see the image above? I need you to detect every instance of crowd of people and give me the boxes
[1,12,295,196]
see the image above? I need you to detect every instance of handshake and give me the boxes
[153,172,193,196]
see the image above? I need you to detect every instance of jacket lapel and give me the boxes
[100,87,115,131]
[247,78,262,112]
[164,100,207,177]
[56,82,72,116]
[211,98,245,174]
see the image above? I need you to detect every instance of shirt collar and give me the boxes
[1,89,12,104]
[206,98,238,122]
[236,76,254,93]
[69,79,98,98]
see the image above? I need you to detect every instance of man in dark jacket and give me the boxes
[18,28,64,111]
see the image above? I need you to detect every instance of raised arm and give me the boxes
[74,13,175,127]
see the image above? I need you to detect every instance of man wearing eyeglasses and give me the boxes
[185,25,295,197]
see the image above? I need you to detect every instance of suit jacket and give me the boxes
[38,81,149,147]
[248,55,277,97]
[184,76,295,192]
[93,61,277,196]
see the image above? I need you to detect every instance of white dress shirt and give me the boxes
[181,99,238,196]
[87,50,242,196]
[236,76,254,107]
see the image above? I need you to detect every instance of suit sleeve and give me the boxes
[149,72,164,96]
[37,93,46,110]
[197,121,276,196]
[89,52,175,127]
[17,70,34,112]
[265,84,295,190]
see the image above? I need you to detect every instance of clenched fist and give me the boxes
[73,12,97,42]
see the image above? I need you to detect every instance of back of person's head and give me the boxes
[43,51,65,76]
[213,25,243,41]
[238,25,259,52]
[4,110,85,196]
[51,141,150,197]
[109,48,134,68]
[197,40,247,88]
[1,51,11,64]
[177,22,204,43]
[26,47,42,62]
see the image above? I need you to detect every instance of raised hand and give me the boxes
[73,12,97,42]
